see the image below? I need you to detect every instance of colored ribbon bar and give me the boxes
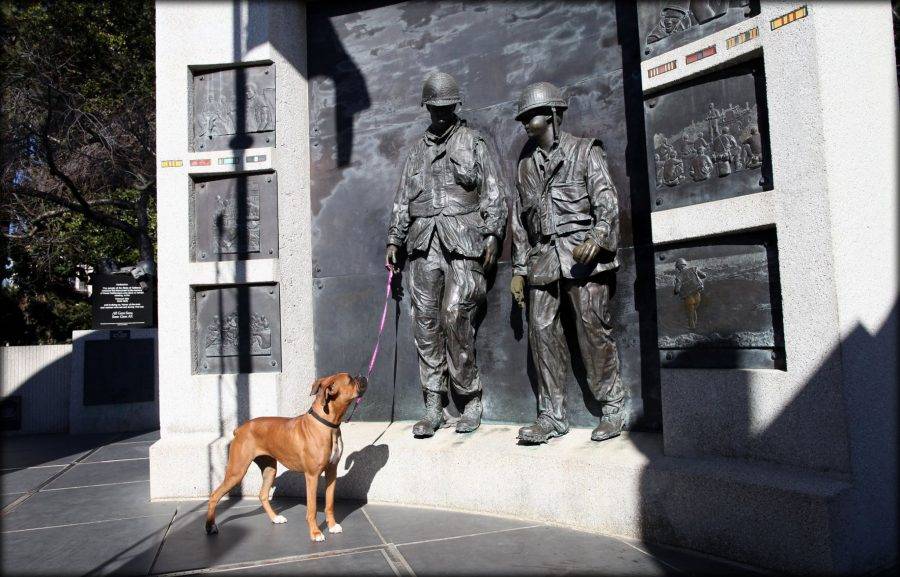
[648,60,676,79]
[190,159,211,167]
[686,45,717,65]
[726,27,759,49]
[771,5,807,30]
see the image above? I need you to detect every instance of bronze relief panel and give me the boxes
[193,284,281,375]
[191,63,276,152]
[190,172,278,262]
[655,230,785,369]
[645,61,771,211]
[638,0,756,60]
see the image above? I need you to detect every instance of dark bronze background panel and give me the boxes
[308,0,659,428]
[191,63,275,152]
[194,284,281,374]
[84,339,156,405]
[190,172,278,262]
[637,0,756,60]
[645,61,772,211]
[655,230,785,369]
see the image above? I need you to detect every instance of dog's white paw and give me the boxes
[271,515,287,524]
[329,523,343,534]
[312,533,326,542]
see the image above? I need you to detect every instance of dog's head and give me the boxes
[309,372,368,415]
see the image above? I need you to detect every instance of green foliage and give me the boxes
[1,0,156,344]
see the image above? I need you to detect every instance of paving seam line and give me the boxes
[40,479,149,492]
[361,506,389,545]
[80,457,150,464]
[0,441,110,516]
[614,537,689,575]
[384,543,417,576]
[393,524,544,548]
[379,548,404,577]
[1,512,175,534]
[150,544,388,576]
[147,508,179,575]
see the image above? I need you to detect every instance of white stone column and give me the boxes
[150,0,314,499]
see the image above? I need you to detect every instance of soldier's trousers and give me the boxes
[408,238,486,396]
[528,275,624,433]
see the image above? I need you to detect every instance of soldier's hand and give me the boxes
[386,244,401,272]
[510,275,526,308]
[482,236,499,270]
[573,239,600,264]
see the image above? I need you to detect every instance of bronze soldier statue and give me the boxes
[386,71,507,438]
[509,81,624,444]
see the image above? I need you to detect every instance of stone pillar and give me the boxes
[150,0,314,499]
[642,1,897,572]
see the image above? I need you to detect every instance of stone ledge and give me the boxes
[150,421,850,574]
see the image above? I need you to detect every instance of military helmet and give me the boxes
[421,71,461,107]
[515,81,567,121]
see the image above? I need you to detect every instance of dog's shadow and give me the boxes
[264,443,390,524]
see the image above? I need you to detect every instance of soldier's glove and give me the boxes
[510,275,526,309]
[572,238,601,264]
[482,236,499,270]
[386,244,401,273]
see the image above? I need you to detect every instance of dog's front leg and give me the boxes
[325,463,342,534]
[305,471,325,542]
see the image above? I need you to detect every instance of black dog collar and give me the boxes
[308,408,340,429]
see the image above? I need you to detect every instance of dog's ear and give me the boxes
[310,375,336,397]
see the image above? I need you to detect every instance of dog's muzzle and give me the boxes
[355,375,368,397]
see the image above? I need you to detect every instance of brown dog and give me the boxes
[204,372,367,542]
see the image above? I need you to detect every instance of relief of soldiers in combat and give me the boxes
[211,181,261,255]
[194,69,275,142]
[644,0,750,48]
[652,100,763,189]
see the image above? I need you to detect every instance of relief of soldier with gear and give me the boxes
[509,81,625,444]
[386,71,507,438]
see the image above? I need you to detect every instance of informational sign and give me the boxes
[91,273,154,329]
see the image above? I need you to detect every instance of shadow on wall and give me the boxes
[633,302,898,573]
[0,346,71,435]
[207,0,372,495]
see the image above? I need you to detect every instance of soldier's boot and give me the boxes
[455,392,483,433]
[517,414,562,444]
[591,412,623,442]
[412,391,444,438]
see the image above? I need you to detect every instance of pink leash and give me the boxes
[345,266,394,423]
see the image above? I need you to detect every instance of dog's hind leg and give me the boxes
[205,440,254,534]
[255,456,283,524]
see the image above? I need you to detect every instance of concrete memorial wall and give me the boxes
[151,1,897,573]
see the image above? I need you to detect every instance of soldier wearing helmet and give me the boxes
[509,81,625,444]
[386,71,507,438]
[673,257,706,330]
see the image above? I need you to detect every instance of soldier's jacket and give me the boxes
[387,121,507,258]
[511,131,620,286]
